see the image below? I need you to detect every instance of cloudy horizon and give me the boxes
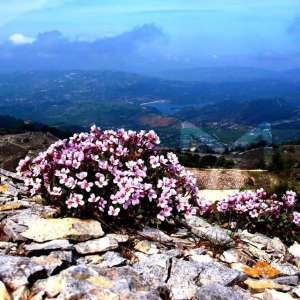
[1,0,300,72]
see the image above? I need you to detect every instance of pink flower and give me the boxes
[78,180,94,192]
[76,172,88,180]
[88,193,100,203]
[293,212,300,227]
[50,186,62,196]
[108,206,120,216]
[66,193,84,208]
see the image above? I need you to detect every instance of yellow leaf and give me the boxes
[0,184,8,194]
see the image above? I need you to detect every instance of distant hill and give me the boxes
[156,66,300,83]
[0,114,70,138]
[175,98,299,126]
[156,67,280,83]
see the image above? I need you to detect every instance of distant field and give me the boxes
[188,168,280,190]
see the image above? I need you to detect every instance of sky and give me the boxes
[1,0,300,71]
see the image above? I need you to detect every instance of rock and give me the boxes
[192,226,234,247]
[31,252,67,275]
[288,242,300,259]
[0,201,30,212]
[11,286,30,300]
[167,259,202,300]
[267,238,286,256]
[220,249,240,264]
[74,236,119,254]
[24,239,73,253]
[239,231,272,249]
[262,289,297,300]
[0,281,10,300]
[2,219,28,241]
[0,241,17,255]
[30,265,160,300]
[186,248,213,263]
[133,253,171,287]
[170,228,190,238]
[196,262,247,286]
[231,262,248,273]
[292,287,300,297]
[185,215,211,228]
[30,256,61,277]
[244,279,288,291]
[195,283,250,300]
[271,263,300,276]
[51,250,73,263]
[77,254,103,265]
[106,233,129,243]
[273,276,298,286]
[189,254,214,264]
[134,240,159,255]
[0,255,44,290]
[137,227,174,244]
[21,217,104,242]
[245,245,271,262]
[78,252,126,268]
[99,251,126,267]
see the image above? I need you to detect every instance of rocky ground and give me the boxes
[0,169,300,300]
[0,132,57,171]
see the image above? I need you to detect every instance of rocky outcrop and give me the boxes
[0,171,299,299]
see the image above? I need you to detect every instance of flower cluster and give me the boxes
[17,126,209,221]
[215,188,299,228]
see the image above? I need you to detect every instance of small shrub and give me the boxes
[211,188,299,242]
[17,126,210,222]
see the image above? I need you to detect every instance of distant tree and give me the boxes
[270,149,285,171]
[199,155,217,168]
[216,156,235,168]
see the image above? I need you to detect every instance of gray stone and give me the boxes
[31,253,64,276]
[245,245,271,262]
[134,240,159,255]
[51,250,73,263]
[133,253,171,287]
[100,251,126,267]
[220,249,240,264]
[185,215,211,228]
[78,251,126,268]
[21,217,104,242]
[195,283,250,300]
[30,265,161,300]
[292,287,300,297]
[0,241,17,255]
[196,262,247,286]
[273,276,299,286]
[271,263,300,276]
[267,237,286,255]
[288,242,300,259]
[137,227,174,244]
[74,236,119,254]
[0,255,44,290]
[24,239,73,253]
[105,233,129,243]
[167,259,201,300]
[192,226,234,247]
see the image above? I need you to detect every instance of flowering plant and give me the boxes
[17,126,210,222]
[213,188,299,239]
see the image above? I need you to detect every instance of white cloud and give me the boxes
[9,33,35,45]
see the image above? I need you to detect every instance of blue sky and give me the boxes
[1,0,300,70]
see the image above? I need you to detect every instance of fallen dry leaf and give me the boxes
[243,261,280,279]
